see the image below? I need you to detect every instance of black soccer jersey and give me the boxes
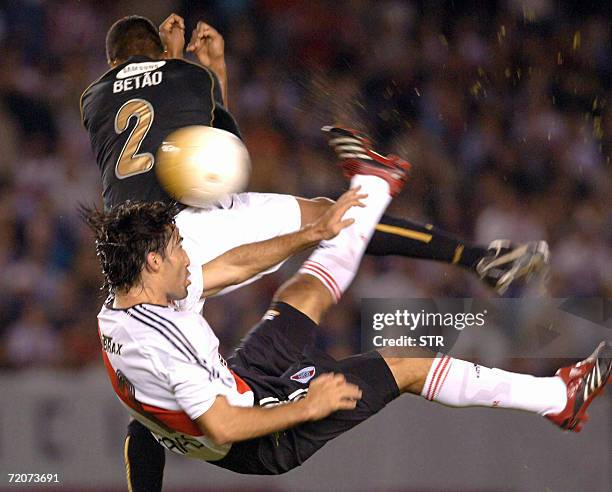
[81,56,240,210]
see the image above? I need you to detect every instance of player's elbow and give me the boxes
[207,426,233,446]
[196,396,240,446]
[203,416,238,446]
[198,420,232,446]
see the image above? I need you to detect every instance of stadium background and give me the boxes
[0,0,609,490]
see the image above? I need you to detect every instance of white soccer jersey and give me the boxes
[97,302,254,461]
[173,192,301,313]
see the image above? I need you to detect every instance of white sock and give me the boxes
[299,175,391,302]
[421,355,567,415]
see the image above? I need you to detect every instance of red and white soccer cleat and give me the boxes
[321,126,411,197]
[546,341,611,432]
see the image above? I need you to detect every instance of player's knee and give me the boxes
[273,274,334,324]
[381,353,435,395]
[297,196,335,226]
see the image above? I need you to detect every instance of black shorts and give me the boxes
[212,302,400,475]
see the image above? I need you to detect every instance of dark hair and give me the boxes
[81,201,179,294]
[106,15,164,63]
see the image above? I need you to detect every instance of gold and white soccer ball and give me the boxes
[156,126,251,207]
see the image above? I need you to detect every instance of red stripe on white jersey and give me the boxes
[98,324,252,437]
[100,346,203,435]
[98,327,252,436]
[230,369,251,395]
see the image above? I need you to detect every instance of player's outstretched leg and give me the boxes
[275,135,411,323]
[381,341,611,432]
[320,126,550,294]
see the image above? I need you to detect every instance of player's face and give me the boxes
[161,227,191,301]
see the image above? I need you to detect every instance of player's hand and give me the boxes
[309,187,367,242]
[186,21,225,69]
[159,13,185,59]
[303,373,362,421]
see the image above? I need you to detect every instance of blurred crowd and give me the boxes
[0,0,609,371]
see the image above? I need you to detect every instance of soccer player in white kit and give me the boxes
[89,150,610,489]
[80,13,560,489]
[81,15,557,489]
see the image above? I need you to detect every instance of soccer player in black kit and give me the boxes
[80,14,552,491]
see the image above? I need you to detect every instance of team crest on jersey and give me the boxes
[117,61,166,79]
[290,366,316,384]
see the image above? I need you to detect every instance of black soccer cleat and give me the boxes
[546,341,611,432]
[476,240,550,294]
[321,126,411,197]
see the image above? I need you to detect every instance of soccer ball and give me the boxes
[156,126,251,207]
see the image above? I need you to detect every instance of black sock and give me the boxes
[126,420,165,492]
[367,215,488,270]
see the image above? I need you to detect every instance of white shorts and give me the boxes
[174,192,301,312]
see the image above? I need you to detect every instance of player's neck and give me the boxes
[113,285,170,309]
[111,52,163,68]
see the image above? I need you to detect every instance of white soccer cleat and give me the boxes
[476,240,550,294]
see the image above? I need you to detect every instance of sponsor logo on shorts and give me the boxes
[259,388,309,408]
[117,61,166,79]
[290,366,316,384]
[262,309,280,321]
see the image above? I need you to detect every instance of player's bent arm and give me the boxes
[201,226,320,297]
[201,188,366,297]
[195,374,362,445]
[187,22,229,106]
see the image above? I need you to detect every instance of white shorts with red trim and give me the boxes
[174,192,301,313]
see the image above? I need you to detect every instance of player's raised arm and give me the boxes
[187,21,229,106]
[200,188,367,297]
[196,373,362,445]
[159,13,185,59]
